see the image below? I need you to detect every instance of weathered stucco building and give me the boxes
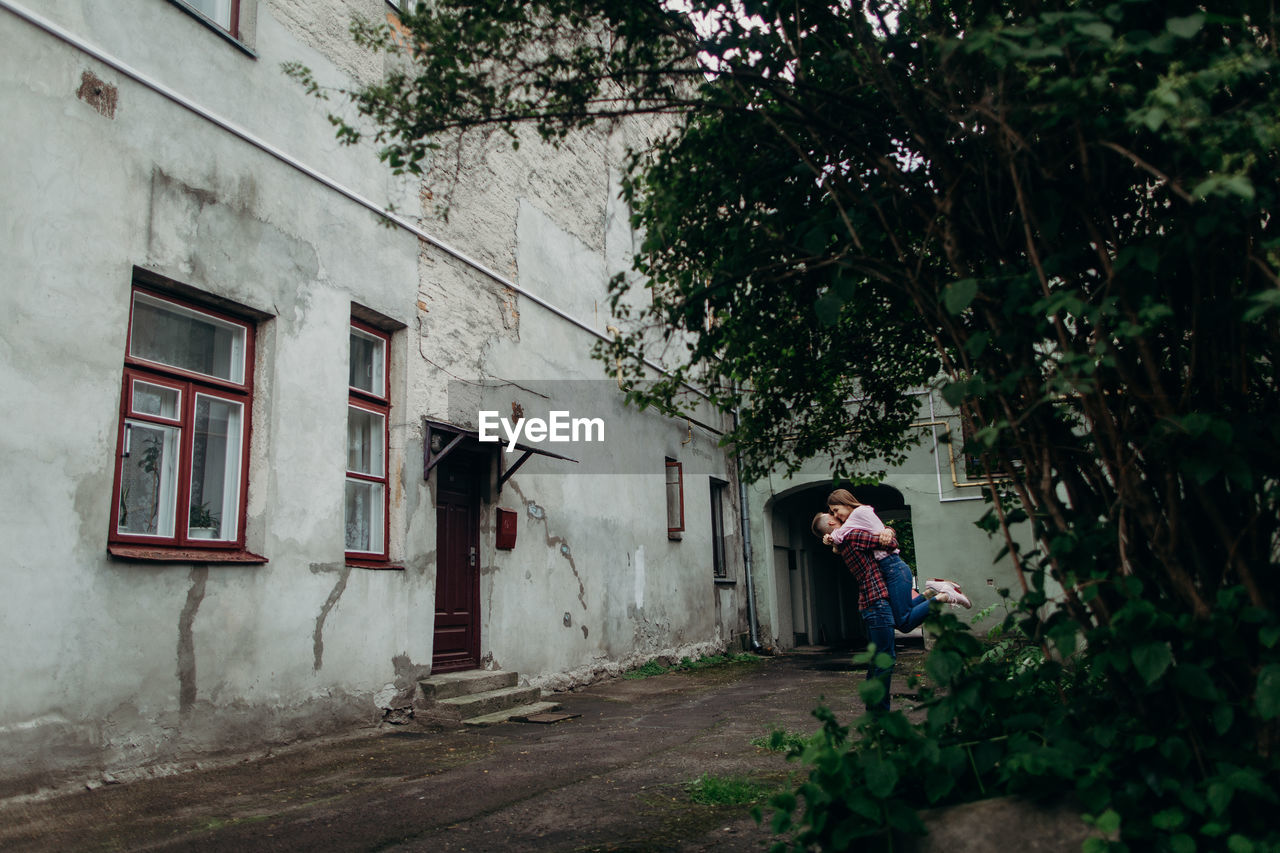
[0,0,1012,795]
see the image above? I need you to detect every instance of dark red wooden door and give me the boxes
[432,454,482,672]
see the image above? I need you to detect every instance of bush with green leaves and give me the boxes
[762,594,1280,852]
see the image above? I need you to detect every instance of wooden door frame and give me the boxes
[431,450,485,672]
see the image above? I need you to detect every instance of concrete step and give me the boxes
[462,700,563,728]
[439,684,542,719]
[417,684,543,725]
[418,669,518,702]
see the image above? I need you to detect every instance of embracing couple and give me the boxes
[811,489,970,713]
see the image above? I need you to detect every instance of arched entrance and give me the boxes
[765,481,913,649]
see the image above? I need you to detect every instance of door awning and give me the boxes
[422,418,578,488]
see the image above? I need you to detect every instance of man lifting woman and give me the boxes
[811,489,970,711]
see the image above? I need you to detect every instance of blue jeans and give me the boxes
[860,598,895,712]
[881,554,930,633]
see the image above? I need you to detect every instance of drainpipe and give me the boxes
[732,404,763,651]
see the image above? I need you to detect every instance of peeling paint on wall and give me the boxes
[76,70,117,119]
[508,484,586,610]
[499,290,520,331]
[312,566,352,672]
[385,653,429,711]
[404,549,436,578]
[551,533,585,609]
[177,566,208,715]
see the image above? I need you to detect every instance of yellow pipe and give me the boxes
[909,419,1010,489]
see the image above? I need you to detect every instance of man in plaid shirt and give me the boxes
[812,512,899,712]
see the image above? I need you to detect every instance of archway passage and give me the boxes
[845,483,906,511]
[766,481,917,651]
[769,484,862,649]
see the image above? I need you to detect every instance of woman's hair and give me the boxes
[826,488,862,510]
[811,512,834,537]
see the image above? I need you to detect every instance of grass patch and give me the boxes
[622,660,669,680]
[686,773,771,806]
[622,653,760,680]
[750,729,810,754]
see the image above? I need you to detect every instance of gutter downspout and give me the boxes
[732,404,762,652]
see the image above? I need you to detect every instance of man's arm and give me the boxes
[840,528,897,551]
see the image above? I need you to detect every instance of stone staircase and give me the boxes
[416,669,561,727]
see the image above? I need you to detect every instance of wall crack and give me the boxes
[177,566,209,715]
[313,566,352,671]
[506,481,585,609]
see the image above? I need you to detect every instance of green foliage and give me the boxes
[751,729,812,754]
[686,773,772,806]
[622,652,760,679]
[890,517,916,576]
[188,502,218,528]
[622,659,669,680]
[761,591,1280,852]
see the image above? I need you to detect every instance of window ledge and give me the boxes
[165,1,257,58]
[714,577,737,586]
[346,559,405,571]
[109,545,268,564]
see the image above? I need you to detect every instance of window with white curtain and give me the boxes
[112,287,253,550]
[346,322,390,562]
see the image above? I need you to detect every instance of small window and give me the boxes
[349,326,386,396]
[346,321,391,562]
[959,409,1022,482]
[665,459,684,538]
[129,292,247,383]
[111,287,253,550]
[174,0,241,36]
[710,479,729,579]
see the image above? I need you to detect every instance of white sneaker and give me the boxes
[927,579,972,609]
[924,579,954,599]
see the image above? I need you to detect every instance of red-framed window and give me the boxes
[175,0,241,37]
[110,288,254,552]
[346,320,390,564]
[666,458,685,537]
[710,479,728,578]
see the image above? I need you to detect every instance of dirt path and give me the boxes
[0,647,924,852]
